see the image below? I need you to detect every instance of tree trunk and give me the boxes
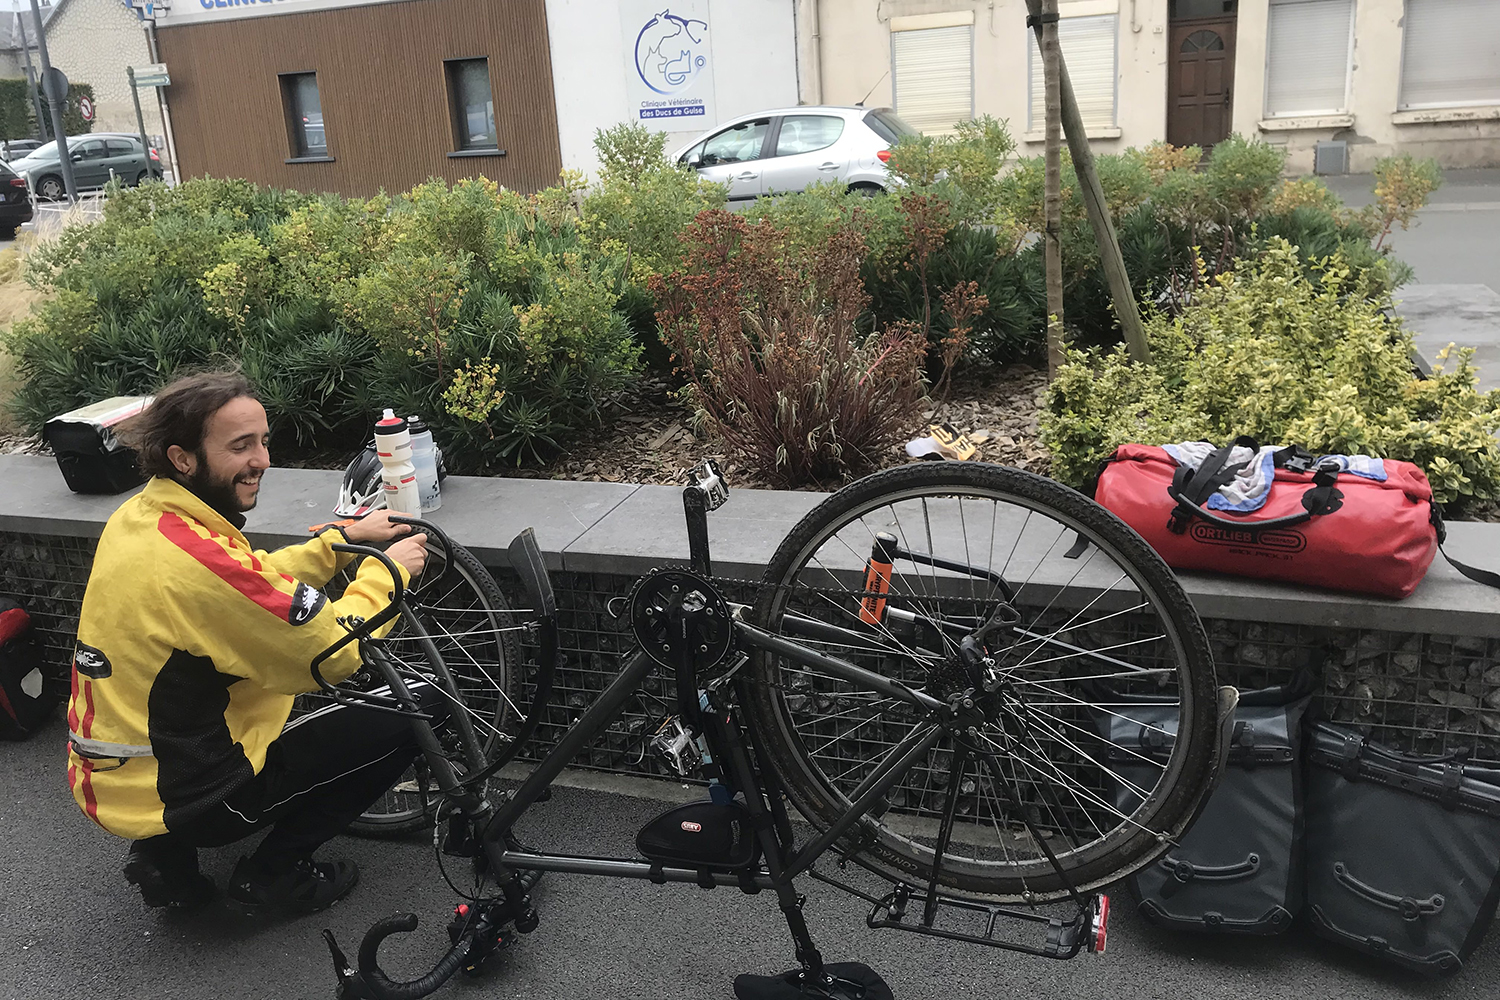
[1042,0,1064,380]
[1024,0,1151,365]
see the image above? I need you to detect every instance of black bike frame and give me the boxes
[473,621,948,891]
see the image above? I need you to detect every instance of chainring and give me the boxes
[628,567,734,674]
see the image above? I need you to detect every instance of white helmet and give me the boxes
[335,444,384,517]
[333,440,448,516]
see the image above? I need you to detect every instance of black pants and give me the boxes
[139,684,446,872]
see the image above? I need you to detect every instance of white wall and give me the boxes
[51,0,163,140]
[815,0,1171,154]
[544,0,798,179]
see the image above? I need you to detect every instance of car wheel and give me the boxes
[35,175,63,201]
[135,170,151,186]
[0,227,16,241]
[847,183,884,198]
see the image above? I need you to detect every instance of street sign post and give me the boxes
[129,64,171,89]
[127,67,151,182]
[30,0,75,203]
[78,96,93,122]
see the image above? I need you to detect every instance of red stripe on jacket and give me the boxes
[157,511,294,621]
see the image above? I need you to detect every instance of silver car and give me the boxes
[672,106,917,202]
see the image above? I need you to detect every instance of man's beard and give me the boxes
[186,456,256,520]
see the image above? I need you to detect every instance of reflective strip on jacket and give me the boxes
[66,476,409,840]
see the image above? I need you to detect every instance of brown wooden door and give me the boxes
[1167,20,1236,148]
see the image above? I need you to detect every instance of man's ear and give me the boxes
[166,444,196,477]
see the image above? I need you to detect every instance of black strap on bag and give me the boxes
[1166,437,1344,536]
[1427,504,1500,591]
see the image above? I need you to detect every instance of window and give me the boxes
[446,58,497,151]
[1028,15,1118,132]
[775,115,845,156]
[863,109,918,144]
[891,25,973,135]
[74,140,107,160]
[280,72,327,159]
[698,119,770,165]
[1400,0,1500,109]
[1170,0,1237,17]
[105,139,135,156]
[1264,0,1354,117]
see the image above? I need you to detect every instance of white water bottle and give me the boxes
[373,409,420,515]
[408,415,442,513]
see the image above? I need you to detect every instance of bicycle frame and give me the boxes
[322,465,1112,1000]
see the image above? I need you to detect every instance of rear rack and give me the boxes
[866,884,1107,960]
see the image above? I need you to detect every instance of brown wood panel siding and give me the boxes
[156,0,562,196]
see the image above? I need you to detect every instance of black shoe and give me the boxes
[124,844,218,910]
[228,856,359,914]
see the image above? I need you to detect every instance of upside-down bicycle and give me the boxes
[311,460,1231,999]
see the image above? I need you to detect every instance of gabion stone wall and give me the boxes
[6,531,1496,772]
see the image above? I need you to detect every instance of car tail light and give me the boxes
[876,149,891,163]
[150,148,160,161]
[8,177,25,188]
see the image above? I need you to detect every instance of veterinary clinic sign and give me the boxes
[160,0,415,26]
[621,1,717,131]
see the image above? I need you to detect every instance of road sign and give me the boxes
[41,66,67,103]
[129,64,170,88]
[78,96,93,121]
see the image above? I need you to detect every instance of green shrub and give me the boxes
[652,209,927,488]
[1040,240,1500,505]
[7,171,641,470]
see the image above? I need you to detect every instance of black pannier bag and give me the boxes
[42,396,151,495]
[1305,723,1500,976]
[1102,684,1311,934]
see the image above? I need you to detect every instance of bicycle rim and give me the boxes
[745,463,1218,901]
[296,540,520,837]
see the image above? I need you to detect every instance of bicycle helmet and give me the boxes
[335,444,384,517]
[333,439,450,516]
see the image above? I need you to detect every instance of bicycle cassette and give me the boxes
[628,567,733,674]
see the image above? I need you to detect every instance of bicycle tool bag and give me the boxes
[1091,439,1447,599]
[1304,722,1500,975]
[0,598,64,740]
[1101,682,1311,934]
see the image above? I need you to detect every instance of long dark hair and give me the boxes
[118,370,257,479]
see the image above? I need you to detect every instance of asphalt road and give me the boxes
[3,711,1497,1000]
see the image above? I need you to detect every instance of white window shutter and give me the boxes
[892,25,974,135]
[1029,15,1118,132]
[1265,0,1354,117]
[1401,0,1500,109]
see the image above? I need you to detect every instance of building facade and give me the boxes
[800,0,1500,172]
[0,0,165,144]
[150,0,799,195]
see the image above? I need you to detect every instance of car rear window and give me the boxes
[864,109,920,143]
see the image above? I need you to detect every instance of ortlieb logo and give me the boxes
[1189,522,1307,554]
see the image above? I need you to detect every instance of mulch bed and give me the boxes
[509,363,1051,491]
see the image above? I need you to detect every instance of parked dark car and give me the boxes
[0,159,34,237]
[12,133,164,200]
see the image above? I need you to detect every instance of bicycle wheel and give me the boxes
[296,539,521,837]
[742,462,1218,901]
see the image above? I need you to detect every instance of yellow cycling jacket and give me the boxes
[66,476,409,840]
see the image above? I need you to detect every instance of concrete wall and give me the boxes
[1232,0,1500,174]
[812,0,1171,155]
[48,0,163,141]
[813,0,1500,170]
[544,0,799,180]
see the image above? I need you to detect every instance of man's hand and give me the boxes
[386,533,429,579]
[343,511,416,545]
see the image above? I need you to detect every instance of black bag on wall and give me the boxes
[1304,723,1500,976]
[1102,685,1310,934]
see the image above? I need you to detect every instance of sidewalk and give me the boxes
[1,711,1490,999]
[1320,169,1500,390]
